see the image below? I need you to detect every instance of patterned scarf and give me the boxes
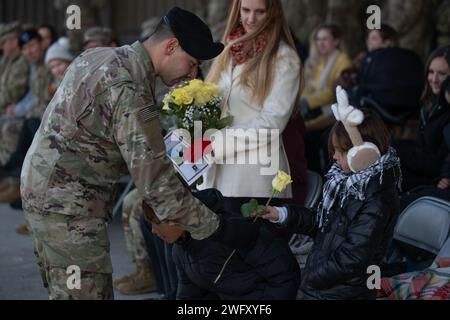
[227,25,268,67]
[317,147,402,231]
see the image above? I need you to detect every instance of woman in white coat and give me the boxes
[200,0,303,214]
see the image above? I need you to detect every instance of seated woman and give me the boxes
[300,24,351,173]
[399,78,450,210]
[142,192,301,300]
[395,45,450,191]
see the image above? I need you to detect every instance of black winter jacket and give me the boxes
[398,102,450,178]
[172,223,300,300]
[282,168,400,300]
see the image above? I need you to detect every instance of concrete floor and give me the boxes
[0,203,159,300]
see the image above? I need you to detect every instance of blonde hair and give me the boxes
[207,0,303,107]
[305,24,345,85]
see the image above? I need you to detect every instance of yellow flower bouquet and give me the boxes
[161,79,233,137]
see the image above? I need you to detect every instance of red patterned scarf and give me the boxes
[227,25,268,66]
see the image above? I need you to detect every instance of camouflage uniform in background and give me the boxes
[53,0,107,54]
[0,23,29,166]
[384,0,433,60]
[436,0,450,47]
[282,0,327,47]
[24,61,54,119]
[122,188,148,265]
[0,51,28,113]
[0,61,52,166]
[21,41,219,299]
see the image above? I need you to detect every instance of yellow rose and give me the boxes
[194,90,212,105]
[172,88,193,105]
[204,82,220,96]
[188,79,203,88]
[271,170,293,193]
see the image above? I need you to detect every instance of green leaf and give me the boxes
[240,202,253,218]
[249,198,259,211]
[240,198,261,218]
[217,116,234,129]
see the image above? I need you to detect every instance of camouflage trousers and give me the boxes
[24,210,114,300]
[122,188,149,265]
[0,117,23,166]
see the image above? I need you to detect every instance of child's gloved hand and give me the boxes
[331,86,364,127]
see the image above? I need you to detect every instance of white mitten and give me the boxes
[331,86,363,126]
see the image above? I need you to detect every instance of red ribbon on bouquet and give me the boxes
[183,138,212,163]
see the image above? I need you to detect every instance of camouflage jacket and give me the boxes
[0,53,29,112]
[26,61,54,119]
[21,41,219,240]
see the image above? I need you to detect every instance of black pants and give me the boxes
[140,214,178,299]
[3,118,41,177]
[394,140,443,192]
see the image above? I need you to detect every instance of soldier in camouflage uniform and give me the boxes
[0,22,29,202]
[0,29,53,204]
[113,188,156,294]
[0,22,28,115]
[83,26,118,49]
[0,22,29,169]
[21,7,259,300]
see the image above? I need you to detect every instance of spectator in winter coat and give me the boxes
[399,77,450,210]
[396,45,450,191]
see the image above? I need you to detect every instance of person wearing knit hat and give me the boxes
[83,26,117,49]
[45,37,74,83]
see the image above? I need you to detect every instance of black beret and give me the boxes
[164,7,224,61]
[19,28,41,47]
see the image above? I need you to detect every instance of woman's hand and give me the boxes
[260,206,280,222]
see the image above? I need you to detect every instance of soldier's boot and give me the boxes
[116,262,157,295]
[0,177,16,192]
[15,223,30,235]
[0,178,21,203]
[113,268,140,289]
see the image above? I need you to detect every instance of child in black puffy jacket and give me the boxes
[263,99,402,299]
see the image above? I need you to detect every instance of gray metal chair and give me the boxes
[289,170,323,265]
[394,196,450,255]
[303,170,323,209]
